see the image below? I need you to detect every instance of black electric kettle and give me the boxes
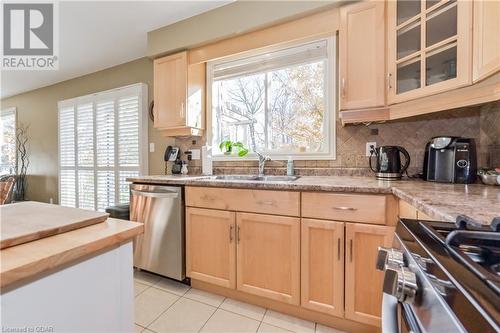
[369,146,410,180]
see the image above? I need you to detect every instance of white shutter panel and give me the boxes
[119,170,138,204]
[97,170,115,211]
[58,84,147,210]
[78,169,95,210]
[59,169,76,207]
[96,101,115,167]
[77,103,94,167]
[59,106,75,167]
[118,96,139,167]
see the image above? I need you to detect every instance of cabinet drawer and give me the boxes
[186,187,300,217]
[302,192,388,224]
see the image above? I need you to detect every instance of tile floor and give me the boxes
[134,270,346,333]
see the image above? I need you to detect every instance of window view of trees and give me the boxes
[212,60,327,155]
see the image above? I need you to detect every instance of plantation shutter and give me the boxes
[58,84,147,211]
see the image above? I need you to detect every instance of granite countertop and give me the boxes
[128,175,500,226]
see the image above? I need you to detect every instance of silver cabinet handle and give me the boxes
[257,200,275,206]
[350,239,353,262]
[337,238,341,261]
[341,77,346,97]
[387,73,392,90]
[131,189,179,199]
[229,225,234,242]
[332,206,357,211]
[180,102,185,119]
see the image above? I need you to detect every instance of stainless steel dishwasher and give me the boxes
[130,184,185,280]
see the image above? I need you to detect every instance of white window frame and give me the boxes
[57,83,148,209]
[1,107,17,175]
[206,36,336,161]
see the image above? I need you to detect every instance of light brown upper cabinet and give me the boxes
[186,207,236,289]
[236,212,300,305]
[345,223,394,327]
[153,51,205,136]
[387,0,472,104]
[339,1,386,110]
[473,0,500,83]
[301,219,344,317]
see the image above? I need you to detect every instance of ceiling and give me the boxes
[1,1,229,99]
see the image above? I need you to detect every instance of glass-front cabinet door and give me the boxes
[387,0,472,104]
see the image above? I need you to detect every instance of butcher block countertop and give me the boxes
[1,201,109,249]
[128,175,500,226]
[0,215,143,289]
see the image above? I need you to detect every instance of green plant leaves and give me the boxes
[219,140,249,157]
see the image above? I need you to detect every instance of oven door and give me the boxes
[382,294,421,333]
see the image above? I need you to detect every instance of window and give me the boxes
[58,84,148,211]
[208,37,335,159]
[0,108,17,175]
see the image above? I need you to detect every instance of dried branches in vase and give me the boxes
[15,124,30,201]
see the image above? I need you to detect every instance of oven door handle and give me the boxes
[382,293,399,333]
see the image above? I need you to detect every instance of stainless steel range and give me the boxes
[377,215,500,333]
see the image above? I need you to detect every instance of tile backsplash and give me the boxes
[173,101,499,176]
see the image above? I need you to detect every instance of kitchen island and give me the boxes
[0,203,143,333]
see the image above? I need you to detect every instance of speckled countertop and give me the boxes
[127,175,500,226]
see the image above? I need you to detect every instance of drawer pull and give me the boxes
[229,225,234,242]
[237,226,241,243]
[257,200,275,206]
[332,206,357,211]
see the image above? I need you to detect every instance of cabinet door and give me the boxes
[186,207,236,289]
[153,51,187,129]
[387,0,472,104]
[339,1,385,110]
[345,223,394,327]
[473,0,500,82]
[236,213,300,305]
[301,219,344,317]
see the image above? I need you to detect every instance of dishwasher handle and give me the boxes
[131,189,180,199]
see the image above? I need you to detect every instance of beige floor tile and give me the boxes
[134,287,179,327]
[220,298,266,321]
[184,288,225,307]
[135,324,145,332]
[263,310,315,333]
[315,324,346,333]
[200,309,260,333]
[134,270,161,286]
[153,278,190,296]
[149,297,216,333]
[257,323,293,333]
[135,281,149,297]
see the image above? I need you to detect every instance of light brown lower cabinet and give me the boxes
[236,212,300,305]
[301,219,344,317]
[186,207,236,289]
[345,223,394,327]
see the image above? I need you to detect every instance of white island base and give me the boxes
[1,241,134,333]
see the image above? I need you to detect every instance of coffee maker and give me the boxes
[423,137,477,183]
[369,146,411,180]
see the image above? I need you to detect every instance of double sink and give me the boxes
[212,175,300,182]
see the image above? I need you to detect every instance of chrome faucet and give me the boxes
[256,151,271,177]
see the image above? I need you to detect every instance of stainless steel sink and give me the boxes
[213,175,300,182]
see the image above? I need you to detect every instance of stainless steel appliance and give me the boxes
[130,184,185,280]
[423,136,477,183]
[377,215,499,333]
[369,145,410,180]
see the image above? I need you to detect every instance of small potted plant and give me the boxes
[219,140,249,157]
